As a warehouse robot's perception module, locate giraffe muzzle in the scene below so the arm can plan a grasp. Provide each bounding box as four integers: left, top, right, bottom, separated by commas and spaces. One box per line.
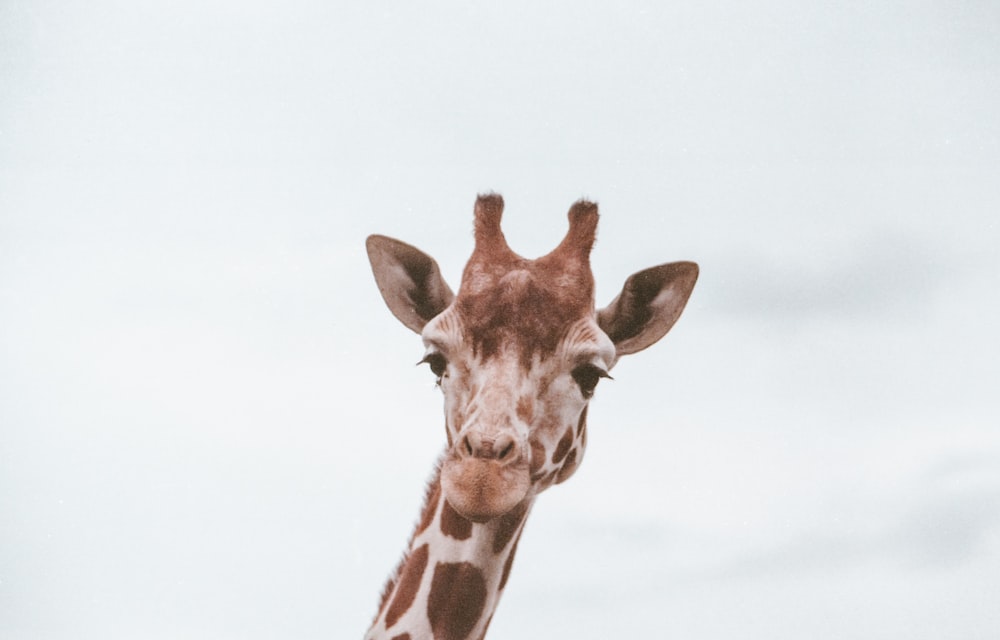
440, 430, 530, 522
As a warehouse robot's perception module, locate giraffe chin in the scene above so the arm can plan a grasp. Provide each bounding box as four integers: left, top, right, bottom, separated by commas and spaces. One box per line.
440, 458, 530, 523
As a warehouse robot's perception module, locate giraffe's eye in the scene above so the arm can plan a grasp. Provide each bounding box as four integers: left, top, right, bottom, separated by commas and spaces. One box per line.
419, 352, 449, 380
571, 364, 611, 399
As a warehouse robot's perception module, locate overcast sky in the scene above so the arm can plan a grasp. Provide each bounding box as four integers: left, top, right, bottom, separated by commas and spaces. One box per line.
2, 2, 998, 639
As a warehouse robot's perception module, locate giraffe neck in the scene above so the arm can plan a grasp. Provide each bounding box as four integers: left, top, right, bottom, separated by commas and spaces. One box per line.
366, 460, 534, 640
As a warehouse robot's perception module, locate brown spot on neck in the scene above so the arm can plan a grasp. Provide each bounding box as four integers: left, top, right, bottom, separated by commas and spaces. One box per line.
427, 562, 488, 640
492, 500, 529, 554
384, 543, 429, 629
440, 498, 473, 540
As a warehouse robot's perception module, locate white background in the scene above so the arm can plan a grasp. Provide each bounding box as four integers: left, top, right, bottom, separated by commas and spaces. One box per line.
2, 1, 998, 638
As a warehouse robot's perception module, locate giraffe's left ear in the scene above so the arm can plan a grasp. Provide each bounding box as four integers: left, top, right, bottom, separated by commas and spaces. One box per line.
597, 261, 699, 357
366, 235, 455, 334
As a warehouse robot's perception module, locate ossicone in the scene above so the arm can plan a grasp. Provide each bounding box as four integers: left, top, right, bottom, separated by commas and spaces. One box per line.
473, 193, 509, 254
548, 199, 599, 261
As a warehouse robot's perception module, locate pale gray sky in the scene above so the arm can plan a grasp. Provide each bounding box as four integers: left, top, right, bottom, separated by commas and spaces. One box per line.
2, 1, 998, 638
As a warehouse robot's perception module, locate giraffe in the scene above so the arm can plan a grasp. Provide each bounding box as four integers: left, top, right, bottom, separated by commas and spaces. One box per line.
363, 194, 698, 640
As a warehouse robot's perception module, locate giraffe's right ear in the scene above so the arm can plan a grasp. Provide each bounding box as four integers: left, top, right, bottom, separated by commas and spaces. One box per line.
597, 261, 699, 358
366, 235, 455, 334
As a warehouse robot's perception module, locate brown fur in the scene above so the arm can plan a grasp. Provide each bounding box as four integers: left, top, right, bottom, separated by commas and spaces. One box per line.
551, 427, 574, 465
385, 544, 429, 628
427, 562, 488, 640
528, 438, 546, 478
556, 448, 578, 484
516, 395, 534, 423
455, 268, 591, 367
456, 195, 598, 368
492, 500, 529, 554
439, 498, 473, 540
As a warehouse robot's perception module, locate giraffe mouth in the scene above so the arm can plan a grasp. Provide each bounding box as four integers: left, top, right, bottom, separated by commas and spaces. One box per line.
440, 458, 530, 523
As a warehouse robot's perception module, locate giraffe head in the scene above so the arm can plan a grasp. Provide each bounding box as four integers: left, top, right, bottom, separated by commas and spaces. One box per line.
367, 194, 697, 523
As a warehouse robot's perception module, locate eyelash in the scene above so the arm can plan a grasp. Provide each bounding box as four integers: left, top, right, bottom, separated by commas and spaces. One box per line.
571, 364, 611, 399
418, 352, 448, 383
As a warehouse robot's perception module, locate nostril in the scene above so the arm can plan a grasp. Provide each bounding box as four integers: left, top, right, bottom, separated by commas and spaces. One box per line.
498, 441, 514, 460
459, 431, 519, 461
